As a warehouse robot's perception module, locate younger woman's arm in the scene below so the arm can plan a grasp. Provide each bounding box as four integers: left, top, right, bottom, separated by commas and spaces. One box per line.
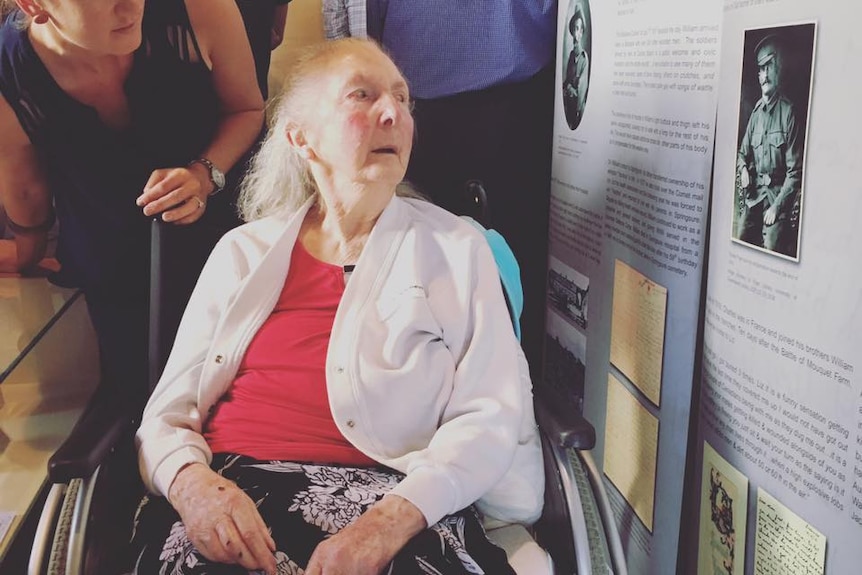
0, 94, 51, 273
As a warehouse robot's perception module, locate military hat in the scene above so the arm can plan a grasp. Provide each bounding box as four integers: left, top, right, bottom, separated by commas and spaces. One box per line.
754, 34, 781, 66
569, 7, 583, 36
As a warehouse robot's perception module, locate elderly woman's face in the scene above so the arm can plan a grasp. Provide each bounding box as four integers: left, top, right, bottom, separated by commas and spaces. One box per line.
305, 46, 414, 189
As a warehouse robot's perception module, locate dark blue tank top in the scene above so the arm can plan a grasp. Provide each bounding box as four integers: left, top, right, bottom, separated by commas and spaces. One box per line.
0, 0, 223, 300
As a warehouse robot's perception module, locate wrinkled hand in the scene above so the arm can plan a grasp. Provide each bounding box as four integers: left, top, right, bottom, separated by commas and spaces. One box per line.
168, 463, 277, 574
136, 167, 208, 225
763, 203, 778, 226
306, 495, 426, 575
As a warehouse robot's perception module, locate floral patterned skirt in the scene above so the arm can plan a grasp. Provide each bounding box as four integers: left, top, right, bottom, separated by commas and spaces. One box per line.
129, 453, 515, 574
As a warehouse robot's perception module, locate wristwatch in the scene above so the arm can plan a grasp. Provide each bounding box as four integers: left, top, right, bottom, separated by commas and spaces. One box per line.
189, 157, 226, 195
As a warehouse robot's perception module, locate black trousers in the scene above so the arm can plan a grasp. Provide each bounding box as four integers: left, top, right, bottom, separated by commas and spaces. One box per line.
84, 291, 150, 414
407, 67, 555, 376
82, 213, 232, 413
234, 0, 279, 100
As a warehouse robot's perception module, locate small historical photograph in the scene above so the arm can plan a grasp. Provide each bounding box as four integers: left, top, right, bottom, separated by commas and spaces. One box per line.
732, 23, 816, 261
543, 310, 588, 414
561, 0, 592, 130
547, 255, 589, 330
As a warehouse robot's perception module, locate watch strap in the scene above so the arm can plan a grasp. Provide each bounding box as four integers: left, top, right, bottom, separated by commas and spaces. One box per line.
188, 157, 225, 196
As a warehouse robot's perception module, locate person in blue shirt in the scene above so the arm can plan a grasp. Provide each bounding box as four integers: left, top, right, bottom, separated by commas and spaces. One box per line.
323, 0, 557, 376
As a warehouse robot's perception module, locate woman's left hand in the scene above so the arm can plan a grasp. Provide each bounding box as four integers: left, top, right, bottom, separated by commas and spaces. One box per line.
305, 495, 426, 575
137, 167, 209, 225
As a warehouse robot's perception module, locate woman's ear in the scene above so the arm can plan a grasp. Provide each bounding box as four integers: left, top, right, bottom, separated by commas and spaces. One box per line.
286, 125, 316, 161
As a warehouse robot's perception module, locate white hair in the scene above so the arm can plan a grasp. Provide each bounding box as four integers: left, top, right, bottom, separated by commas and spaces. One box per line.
238, 38, 427, 222
240, 38, 396, 221
236, 96, 316, 222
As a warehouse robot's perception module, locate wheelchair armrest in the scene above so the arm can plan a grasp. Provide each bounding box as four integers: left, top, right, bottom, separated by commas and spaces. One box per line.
47, 385, 137, 483
534, 391, 596, 451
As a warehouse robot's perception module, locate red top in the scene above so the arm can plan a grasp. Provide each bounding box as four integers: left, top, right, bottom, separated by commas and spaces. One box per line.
204, 241, 377, 466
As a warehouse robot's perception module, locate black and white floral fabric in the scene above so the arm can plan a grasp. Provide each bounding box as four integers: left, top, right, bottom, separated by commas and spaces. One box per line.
129, 454, 514, 574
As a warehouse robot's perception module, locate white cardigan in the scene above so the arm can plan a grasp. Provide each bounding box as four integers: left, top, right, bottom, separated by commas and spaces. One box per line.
136, 195, 544, 527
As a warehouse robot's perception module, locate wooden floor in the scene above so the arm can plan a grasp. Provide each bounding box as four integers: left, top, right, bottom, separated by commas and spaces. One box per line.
0, 282, 99, 564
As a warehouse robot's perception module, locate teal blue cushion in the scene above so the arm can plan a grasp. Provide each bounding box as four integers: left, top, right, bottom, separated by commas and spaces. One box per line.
461, 217, 523, 341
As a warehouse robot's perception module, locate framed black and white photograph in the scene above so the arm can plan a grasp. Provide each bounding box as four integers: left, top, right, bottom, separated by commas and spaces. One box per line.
561, 0, 592, 130
731, 22, 816, 261
547, 255, 589, 330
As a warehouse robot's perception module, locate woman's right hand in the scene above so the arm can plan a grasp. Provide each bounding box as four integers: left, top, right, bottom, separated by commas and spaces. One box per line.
137, 167, 209, 225
168, 462, 277, 574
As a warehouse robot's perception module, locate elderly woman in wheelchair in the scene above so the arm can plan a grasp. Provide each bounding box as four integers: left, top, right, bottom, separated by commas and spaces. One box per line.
131, 38, 543, 574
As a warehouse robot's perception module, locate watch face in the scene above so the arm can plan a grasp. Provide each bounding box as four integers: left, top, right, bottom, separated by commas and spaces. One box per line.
212, 167, 226, 190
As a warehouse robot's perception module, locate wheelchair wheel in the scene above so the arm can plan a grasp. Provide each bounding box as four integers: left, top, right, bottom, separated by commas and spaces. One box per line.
568, 450, 613, 574
47, 478, 81, 575
536, 431, 614, 574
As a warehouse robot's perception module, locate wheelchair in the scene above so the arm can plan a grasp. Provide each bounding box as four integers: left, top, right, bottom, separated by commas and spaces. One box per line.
26, 185, 627, 575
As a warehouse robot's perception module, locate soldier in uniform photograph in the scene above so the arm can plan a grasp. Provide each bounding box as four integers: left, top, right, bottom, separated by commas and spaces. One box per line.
735, 34, 803, 257
563, 5, 590, 130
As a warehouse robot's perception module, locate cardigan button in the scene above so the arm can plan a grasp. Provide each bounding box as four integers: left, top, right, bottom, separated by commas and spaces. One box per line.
336, 366, 344, 374
346, 419, 355, 428
215, 355, 224, 364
